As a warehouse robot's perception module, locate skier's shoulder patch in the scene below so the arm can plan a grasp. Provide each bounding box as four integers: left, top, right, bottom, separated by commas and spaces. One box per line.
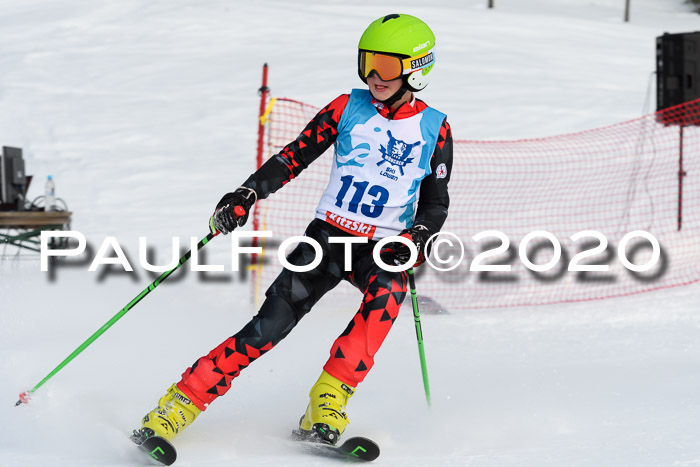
436, 163, 447, 179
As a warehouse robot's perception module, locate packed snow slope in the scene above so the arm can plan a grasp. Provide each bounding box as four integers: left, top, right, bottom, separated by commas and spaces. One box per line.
1, 1, 699, 466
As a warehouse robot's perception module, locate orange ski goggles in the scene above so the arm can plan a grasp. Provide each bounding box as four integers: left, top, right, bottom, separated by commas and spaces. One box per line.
358, 50, 435, 82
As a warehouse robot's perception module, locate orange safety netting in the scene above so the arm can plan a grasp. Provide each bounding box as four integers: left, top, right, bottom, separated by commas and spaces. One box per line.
251, 97, 700, 311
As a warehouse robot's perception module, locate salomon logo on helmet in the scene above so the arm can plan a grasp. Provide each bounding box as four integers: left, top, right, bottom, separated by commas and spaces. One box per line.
410, 52, 434, 70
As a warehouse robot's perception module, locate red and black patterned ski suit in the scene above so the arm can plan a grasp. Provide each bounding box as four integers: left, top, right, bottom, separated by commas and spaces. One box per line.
177, 93, 453, 411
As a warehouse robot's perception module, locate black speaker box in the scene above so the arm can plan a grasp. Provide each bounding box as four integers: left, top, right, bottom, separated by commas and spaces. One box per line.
0, 146, 26, 210
657, 31, 700, 113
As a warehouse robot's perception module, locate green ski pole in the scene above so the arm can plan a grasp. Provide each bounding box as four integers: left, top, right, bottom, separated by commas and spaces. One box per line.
14, 206, 246, 407
15, 231, 219, 406
408, 267, 431, 408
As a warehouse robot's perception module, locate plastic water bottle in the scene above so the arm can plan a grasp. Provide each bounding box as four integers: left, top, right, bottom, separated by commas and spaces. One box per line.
45, 175, 55, 212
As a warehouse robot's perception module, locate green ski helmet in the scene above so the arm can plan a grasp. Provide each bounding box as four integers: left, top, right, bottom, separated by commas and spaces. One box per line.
358, 14, 436, 92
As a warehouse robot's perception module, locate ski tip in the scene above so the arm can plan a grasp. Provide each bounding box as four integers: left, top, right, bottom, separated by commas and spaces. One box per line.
134, 431, 178, 466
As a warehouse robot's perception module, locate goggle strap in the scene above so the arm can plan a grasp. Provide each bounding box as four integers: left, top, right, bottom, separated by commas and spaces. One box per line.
401, 50, 436, 75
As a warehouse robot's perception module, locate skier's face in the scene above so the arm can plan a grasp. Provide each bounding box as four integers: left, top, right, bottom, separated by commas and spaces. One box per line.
367, 73, 403, 101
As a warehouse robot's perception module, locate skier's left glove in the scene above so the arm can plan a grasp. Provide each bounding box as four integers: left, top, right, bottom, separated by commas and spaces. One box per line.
382, 225, 432, 268
210, 187, 257, 235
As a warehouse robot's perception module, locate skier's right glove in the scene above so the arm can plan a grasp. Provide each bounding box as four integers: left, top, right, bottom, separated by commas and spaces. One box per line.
210, 186, 257, 235
381, 225, 432, 268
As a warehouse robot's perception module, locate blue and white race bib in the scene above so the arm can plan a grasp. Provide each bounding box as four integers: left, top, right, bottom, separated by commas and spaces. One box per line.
315, 89, 445, 239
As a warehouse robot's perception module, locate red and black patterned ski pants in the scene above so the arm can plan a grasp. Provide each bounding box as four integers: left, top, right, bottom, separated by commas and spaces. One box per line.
177, 219, 408, 410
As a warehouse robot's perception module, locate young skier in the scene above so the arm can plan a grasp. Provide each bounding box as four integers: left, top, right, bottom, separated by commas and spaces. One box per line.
133, 13, 453, 448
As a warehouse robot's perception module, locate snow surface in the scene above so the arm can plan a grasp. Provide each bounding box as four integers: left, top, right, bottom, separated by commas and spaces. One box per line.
1, 0, 700, 466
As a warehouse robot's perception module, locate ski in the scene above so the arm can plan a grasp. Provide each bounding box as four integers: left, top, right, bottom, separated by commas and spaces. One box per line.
292, 430, 380, 462
131, 428, 177, 466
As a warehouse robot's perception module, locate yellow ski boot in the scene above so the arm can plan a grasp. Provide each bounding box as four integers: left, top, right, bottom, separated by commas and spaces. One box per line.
135, 384, 202, 442
298, 371, 355, 445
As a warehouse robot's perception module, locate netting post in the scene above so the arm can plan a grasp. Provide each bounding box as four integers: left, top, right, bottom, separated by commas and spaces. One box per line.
678, 124, 687, 231
256, 64, 269, 173
253, 63, 269, 244
249, 63, 269, 301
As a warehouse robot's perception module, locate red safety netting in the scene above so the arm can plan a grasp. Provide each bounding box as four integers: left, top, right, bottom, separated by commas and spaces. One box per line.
250, 97, 700, 311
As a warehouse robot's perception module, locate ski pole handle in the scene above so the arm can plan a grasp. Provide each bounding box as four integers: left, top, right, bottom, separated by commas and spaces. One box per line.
209, 205, 247, 235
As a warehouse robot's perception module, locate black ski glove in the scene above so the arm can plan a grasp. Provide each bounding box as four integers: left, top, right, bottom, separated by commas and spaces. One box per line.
382, 225, 432, 267
210, 187, 257, 235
